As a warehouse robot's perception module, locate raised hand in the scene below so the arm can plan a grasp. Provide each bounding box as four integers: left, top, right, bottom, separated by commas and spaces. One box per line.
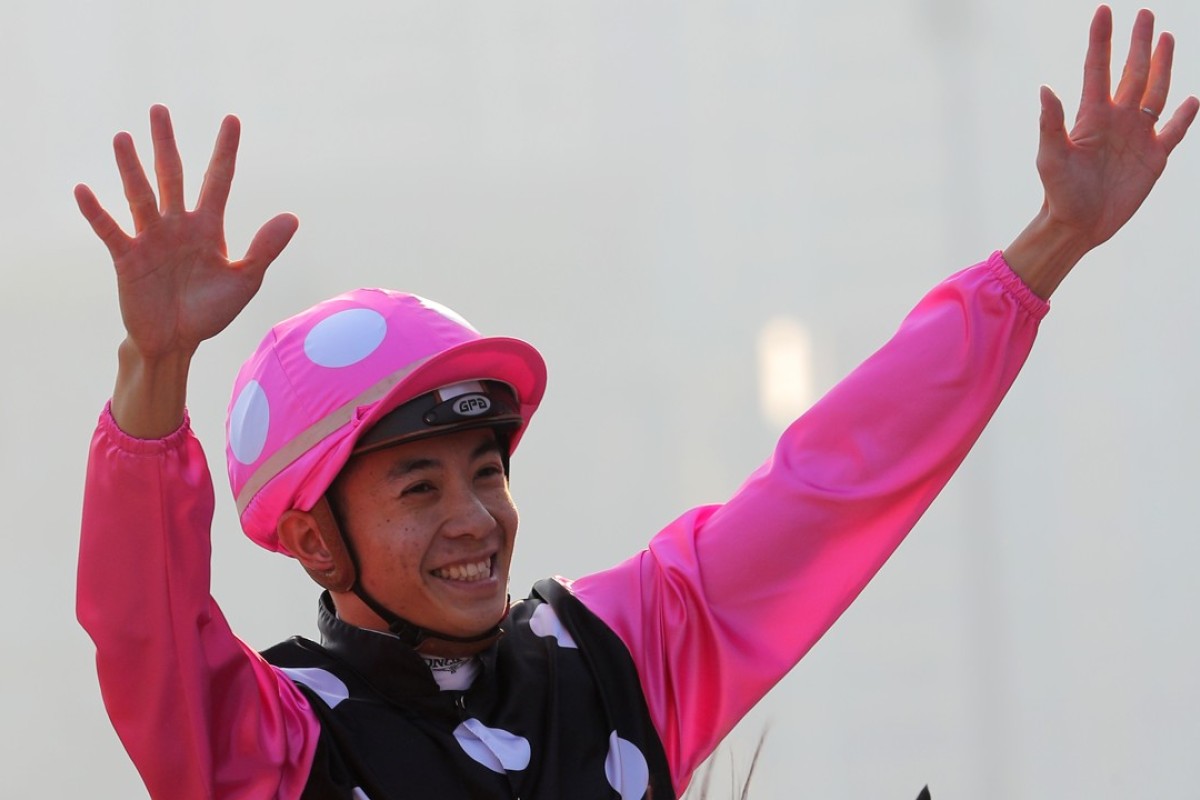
77, 106, 298, 436
77, 105, 298, 360
1005, 5, 1198, 298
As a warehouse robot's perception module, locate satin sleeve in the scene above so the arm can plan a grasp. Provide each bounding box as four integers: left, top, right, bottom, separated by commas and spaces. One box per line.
76, 406, 320, 800
571, 251, 1048, 794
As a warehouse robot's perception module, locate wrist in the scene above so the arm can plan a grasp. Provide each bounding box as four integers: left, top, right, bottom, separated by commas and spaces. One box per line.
111, 340, 195, 438
1002, 210, 1093, 300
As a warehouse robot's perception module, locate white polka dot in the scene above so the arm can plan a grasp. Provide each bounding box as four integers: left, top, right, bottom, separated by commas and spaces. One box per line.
529, 604, 578, 649
303, 308, 388, 368
278, 666, 350, 709
453, 719, 531, 773
604, 732, 649, 800
352, 788, 372, 800
229, 380, 270, 464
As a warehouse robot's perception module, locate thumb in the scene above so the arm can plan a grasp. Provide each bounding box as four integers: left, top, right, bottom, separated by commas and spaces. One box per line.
1036, 85, 1070, 176
236, 213, 300, 278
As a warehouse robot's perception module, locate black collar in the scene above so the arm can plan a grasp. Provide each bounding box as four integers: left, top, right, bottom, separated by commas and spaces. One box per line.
316, 592, 440, 698
315, 592, 503, 703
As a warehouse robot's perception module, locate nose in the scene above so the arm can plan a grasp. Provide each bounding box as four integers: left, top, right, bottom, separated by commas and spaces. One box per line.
441, 485, 497, 540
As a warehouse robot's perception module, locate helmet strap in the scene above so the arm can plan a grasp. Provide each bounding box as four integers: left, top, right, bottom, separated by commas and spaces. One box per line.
303, 496, 357, 592
311, 495, 507, 657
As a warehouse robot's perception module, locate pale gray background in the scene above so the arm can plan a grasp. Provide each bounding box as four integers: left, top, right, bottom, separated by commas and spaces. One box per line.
2, 1, 1197, 797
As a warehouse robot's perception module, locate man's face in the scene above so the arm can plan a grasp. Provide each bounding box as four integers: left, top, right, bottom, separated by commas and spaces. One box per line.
330, 427, 518, 639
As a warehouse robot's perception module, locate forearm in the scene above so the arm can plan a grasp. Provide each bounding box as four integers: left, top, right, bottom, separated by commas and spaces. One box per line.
77, 408, 318, 799
110, 339, 194, 439
1002, 207, 1093, 300
573, 251, 1048, 791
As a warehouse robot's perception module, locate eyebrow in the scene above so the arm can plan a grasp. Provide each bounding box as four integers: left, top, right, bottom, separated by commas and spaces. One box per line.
384, 436, 502, 481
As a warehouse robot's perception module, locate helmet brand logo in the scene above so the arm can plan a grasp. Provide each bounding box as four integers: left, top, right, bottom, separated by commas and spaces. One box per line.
454, 395, 493, 417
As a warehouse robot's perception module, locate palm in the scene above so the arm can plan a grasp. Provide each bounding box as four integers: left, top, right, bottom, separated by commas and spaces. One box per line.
76, 106, 298, 360
112, 209, 247, 355
1044, 107, 1166, 245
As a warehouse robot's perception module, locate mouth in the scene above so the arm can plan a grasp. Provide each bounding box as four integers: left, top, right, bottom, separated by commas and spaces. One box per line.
430, 555, 495, 584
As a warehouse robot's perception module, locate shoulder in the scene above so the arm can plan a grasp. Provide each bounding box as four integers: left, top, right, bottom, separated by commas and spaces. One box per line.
503, 578, 636, 671
260, 637, 356, 711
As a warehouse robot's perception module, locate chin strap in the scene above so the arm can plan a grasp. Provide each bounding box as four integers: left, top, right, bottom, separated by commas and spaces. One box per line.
309, 496, 507, 656
351, 582, 509, 655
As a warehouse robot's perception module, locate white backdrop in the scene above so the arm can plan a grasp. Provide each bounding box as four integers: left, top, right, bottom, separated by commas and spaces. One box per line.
2, 1, 1197, 797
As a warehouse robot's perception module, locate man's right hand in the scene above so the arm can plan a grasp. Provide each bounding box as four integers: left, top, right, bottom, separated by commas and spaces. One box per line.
75, 105, 298, 437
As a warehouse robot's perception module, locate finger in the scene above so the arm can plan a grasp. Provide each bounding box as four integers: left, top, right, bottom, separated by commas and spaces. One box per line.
150, 105, 186, 213
1036, 85, 1070, 173
196, 115, 241, 218
113, 132, 159, 233
1080, 5, 1113, 107
1140, 32, 1175, 117
74, 183, 133, 260
1157, 95, 1200, 156
232, 213, 300, 279
1113, 8, 1155, 107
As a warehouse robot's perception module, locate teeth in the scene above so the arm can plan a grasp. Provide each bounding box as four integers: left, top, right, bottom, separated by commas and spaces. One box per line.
432, 559, 492, 582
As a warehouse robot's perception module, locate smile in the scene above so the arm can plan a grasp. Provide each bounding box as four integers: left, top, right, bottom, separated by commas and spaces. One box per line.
431, 558, 494, 583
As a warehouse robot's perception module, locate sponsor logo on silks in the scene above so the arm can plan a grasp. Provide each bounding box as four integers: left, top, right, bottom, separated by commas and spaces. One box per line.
454, 394, 493, 417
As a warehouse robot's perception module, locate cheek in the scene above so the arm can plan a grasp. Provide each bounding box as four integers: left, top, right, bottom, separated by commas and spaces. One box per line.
357, 514, 429, 574
491, 487, 518, 523
497, 500, 519, 546
394, 522, 439, 566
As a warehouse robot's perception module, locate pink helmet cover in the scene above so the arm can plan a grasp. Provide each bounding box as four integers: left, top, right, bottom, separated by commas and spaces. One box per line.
226, 288, 547, 554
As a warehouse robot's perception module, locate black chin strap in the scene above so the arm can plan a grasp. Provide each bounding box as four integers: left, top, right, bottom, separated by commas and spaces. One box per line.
321, 493, 508, 653
350, 580, 509, 650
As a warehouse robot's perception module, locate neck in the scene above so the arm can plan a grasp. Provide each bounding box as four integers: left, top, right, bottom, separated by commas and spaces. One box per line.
413, 628, 503, 658
330, 589, 508, 658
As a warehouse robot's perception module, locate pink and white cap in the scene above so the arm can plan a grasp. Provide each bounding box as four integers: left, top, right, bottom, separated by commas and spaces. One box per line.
226, 288, 547, 554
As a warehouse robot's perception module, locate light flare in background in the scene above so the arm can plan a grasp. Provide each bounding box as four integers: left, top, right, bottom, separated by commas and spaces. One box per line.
756, 315, 814, 431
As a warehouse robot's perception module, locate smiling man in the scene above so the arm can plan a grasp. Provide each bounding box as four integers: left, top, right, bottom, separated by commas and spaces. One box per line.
227, 295, 544, 659
314, 424, 519, 640
76, 7, 1196, 799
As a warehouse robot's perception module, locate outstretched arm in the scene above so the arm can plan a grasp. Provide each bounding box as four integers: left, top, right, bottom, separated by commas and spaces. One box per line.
1005, 5, 1199, 298
574, 7, 1197, 793
75, 104, 298, 436
77, 109, 315, 799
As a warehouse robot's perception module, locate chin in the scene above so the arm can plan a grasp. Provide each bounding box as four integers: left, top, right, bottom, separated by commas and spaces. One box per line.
454, 598, 510, 636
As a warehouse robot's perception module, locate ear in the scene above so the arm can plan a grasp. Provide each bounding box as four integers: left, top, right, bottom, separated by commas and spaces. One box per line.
277, 498, 357, 593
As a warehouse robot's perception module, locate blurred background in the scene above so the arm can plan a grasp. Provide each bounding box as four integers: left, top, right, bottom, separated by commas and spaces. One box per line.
1, 0, 1197, 797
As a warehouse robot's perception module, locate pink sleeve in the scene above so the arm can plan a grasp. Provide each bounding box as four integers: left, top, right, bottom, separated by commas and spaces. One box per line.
76, 406, 320, 800
571, 252, 1049, 793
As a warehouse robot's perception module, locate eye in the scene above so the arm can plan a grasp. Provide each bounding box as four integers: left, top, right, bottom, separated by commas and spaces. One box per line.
400, 480, 436, 497
476, 463, 506, 481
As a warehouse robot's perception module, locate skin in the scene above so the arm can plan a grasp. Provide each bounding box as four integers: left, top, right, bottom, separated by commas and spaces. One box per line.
78, 6, 1196, 638
75, 106, 298, 439
279, 428, 519, 640
1003, 6, 1198, 296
